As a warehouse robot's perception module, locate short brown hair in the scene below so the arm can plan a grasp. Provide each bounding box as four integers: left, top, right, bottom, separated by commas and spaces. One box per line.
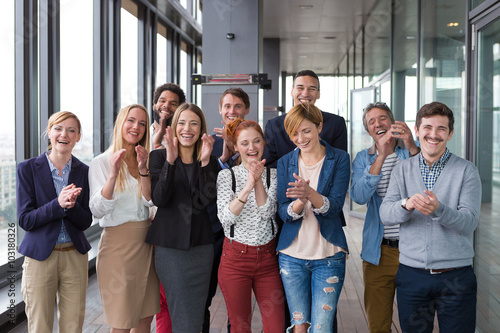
219, 87, 250, 111
284, 104, 323, 140
416, 102, 454, 132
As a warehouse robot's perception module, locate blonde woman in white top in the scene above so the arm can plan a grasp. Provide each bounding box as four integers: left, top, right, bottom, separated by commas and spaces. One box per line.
89, 104, 159, 333
216, 118, 285, 333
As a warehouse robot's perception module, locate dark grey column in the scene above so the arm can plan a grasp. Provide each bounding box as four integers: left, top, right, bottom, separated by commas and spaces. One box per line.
263, 38, 280, 126
202, 0, 262, 132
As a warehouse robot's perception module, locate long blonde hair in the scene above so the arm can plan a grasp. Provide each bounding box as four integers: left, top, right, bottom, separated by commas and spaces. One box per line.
107, 104, 150, 193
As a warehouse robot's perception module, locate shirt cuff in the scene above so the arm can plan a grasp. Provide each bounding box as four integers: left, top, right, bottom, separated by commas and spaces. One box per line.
218, 158, 230, 170
312, 195, 330, 214
287, 202, 305, 220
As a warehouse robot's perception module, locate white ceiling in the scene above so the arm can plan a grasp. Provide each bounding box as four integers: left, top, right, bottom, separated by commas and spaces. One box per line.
262, 0, 380, 74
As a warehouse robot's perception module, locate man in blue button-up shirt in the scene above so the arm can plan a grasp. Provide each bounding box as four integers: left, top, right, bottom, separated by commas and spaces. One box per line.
351, 102, 419, 333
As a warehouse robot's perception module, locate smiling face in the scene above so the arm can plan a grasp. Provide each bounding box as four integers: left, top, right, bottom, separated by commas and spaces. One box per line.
415, 115, 453, 164
153, 90, 180, 122
48, 117, 81, 154
219, 93, 249, 124
365, 107, 395, 146
291, 75, 320, 106
121, 107, 148, 146
234, 128, 265, 167
291, 118, 322, 153
175, 110, 202, 148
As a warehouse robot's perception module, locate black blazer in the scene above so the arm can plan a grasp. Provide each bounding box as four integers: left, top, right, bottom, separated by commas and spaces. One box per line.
17, 154, 92, 261
146, 149, 218, 250
264, 111, 347, 168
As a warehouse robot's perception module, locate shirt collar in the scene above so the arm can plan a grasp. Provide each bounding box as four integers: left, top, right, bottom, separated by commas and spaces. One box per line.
419, 147, 451, 167
46, 152, 72, 174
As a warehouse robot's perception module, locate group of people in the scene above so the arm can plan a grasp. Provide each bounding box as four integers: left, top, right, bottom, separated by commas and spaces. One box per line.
16, 68, 481, 333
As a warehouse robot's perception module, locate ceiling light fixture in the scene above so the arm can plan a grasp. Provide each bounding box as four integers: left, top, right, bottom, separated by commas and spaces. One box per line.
299, 55, 308, 59
447, 22, 459, 27
324, 36, 336, 40
299, 5, 314, 10
299, 36, 310, 40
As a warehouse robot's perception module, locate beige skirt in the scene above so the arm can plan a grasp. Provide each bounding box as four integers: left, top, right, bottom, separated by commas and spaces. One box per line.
97, 220, 160, 329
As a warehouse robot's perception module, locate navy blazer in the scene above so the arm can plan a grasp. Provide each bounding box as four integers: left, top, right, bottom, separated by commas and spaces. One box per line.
264, 111, 347, 168
17, 154, 92, 261
276, 141, 350, 253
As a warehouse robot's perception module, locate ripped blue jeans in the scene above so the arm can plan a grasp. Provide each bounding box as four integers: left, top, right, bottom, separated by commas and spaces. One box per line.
279, 252, 346, 332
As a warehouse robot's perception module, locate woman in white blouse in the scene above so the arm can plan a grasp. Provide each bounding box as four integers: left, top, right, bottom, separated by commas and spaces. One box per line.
89, 104, 159, 333
216, 118, 285, 333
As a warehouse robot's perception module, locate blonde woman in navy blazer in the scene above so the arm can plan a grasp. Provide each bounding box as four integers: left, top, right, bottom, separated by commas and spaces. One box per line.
17, 111, 92, 333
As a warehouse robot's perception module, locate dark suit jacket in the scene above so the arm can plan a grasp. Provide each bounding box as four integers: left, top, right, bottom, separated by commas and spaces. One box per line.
146, 149, 218, 250
264, 111, 347, 168
17, 154, 92, 261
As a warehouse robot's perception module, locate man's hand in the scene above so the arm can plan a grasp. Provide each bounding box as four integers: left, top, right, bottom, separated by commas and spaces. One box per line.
408, 190, 440, 215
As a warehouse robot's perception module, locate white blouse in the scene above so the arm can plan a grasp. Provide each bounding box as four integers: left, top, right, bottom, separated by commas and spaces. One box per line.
89, 151, 153, 227
217, 165, 278, 246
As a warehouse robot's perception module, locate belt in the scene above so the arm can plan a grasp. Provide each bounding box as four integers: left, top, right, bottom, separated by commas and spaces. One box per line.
53, 245, 76, 252
421, 266, 466, 275
381, 238, 399, 248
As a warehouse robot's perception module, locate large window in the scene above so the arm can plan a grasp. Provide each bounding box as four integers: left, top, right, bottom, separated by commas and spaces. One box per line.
60, 1, 94, 164
180, 40, 188, 96
120, 1, 139, 108
0, 1, 16, 266
156, 22, 168, 86
420, 0, 466, 157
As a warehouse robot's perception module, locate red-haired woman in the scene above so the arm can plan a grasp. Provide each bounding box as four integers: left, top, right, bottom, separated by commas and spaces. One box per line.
216, 118, 285, 332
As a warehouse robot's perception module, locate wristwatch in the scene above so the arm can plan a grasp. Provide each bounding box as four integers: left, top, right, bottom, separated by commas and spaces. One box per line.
401, 197, 409, 210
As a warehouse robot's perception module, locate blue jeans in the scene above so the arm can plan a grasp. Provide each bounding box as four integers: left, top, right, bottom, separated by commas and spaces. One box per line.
396, 263, 477, 333
279, 252, 346, 332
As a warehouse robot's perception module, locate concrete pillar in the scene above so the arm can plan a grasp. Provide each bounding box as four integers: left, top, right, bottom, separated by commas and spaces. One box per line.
263, 38, 280, 126
201, 0, 262, 132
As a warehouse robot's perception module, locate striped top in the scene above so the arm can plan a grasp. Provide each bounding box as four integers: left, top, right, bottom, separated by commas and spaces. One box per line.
377, 152, 400, 239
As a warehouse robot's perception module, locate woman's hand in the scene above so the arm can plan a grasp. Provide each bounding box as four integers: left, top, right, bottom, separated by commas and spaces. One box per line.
248, 159, 265, 181
200, 133, 215, 167
164, 126, 178, 165
135, 145, 148, 174
286, 173, 311, 204
58, 184, 82, 209
110, 149, 126, 177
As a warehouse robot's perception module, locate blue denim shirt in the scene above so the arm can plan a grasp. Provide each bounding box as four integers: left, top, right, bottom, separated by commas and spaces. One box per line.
276, 140, 350, 253
350, 139, 410, 265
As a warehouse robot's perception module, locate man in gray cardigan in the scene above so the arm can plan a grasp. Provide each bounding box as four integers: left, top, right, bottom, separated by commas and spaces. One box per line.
380, 102, 481, 333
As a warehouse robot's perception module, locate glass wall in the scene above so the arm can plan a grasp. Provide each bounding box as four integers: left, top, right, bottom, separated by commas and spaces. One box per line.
156, 22, 168, 86
474, 11, 500, 332
0, 1, 16, 267
420, 0, 466, 157
393, 0, 418, 129
180, 40, 189, 96
120, 1, 139, 107
60, 1, 94, 164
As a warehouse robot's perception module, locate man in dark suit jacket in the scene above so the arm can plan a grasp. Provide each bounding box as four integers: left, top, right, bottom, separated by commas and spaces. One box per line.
264, 69, 347, 333
206, 87, 250, 333
265, 70, 347, 167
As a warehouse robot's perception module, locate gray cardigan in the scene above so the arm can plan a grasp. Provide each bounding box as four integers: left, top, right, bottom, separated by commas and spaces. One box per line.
380, 154, 481, 269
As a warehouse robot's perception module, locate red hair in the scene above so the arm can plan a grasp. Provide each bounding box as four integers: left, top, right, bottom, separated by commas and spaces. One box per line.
225, 119, 266, 147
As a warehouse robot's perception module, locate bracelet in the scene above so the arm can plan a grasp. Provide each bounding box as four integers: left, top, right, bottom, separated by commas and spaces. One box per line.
236, 196, 247, 204
139, 170, 150, 177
